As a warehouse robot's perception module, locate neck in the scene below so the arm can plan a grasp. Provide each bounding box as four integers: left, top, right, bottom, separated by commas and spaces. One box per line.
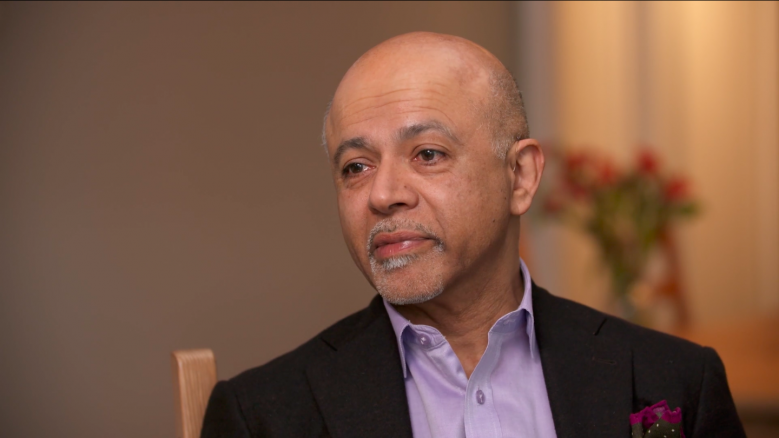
393, 247, 524, 378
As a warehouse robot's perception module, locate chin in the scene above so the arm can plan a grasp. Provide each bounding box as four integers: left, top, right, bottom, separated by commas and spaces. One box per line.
370, 254, 446, 305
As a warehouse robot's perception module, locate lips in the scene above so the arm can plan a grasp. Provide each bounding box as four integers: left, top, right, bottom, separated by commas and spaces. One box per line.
371, 231, 432, 259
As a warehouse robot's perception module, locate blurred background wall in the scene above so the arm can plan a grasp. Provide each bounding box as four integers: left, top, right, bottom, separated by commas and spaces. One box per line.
0, 2, 516, 437
518, 1, 779, 326
515, 3, 779, 435
0, 2, 777, 438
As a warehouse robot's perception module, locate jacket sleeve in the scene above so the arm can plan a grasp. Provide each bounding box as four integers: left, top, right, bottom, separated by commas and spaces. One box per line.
690, 347, 746, 437
201, 381, 253, 438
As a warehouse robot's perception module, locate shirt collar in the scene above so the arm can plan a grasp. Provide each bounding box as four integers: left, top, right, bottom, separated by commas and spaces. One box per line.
383, 258, 537, 378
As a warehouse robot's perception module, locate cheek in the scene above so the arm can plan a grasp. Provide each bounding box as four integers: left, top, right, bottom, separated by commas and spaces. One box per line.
421, 167, 509, 252
337, 190, 370, 259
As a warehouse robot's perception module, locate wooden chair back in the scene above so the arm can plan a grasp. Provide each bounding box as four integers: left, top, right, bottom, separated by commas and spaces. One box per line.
171, 349, 217, 438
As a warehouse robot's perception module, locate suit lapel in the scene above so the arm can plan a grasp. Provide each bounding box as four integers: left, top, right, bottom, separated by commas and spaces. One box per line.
533, 285, 633, 437
306, 296, 413, 438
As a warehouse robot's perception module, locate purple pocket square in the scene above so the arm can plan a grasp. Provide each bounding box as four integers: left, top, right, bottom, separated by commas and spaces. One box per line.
630, 400, 684, 438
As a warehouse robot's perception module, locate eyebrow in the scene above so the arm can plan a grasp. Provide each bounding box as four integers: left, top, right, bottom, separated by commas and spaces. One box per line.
332, 120, 461, 167
333, 137, 369, 167
396, 120, 462, 146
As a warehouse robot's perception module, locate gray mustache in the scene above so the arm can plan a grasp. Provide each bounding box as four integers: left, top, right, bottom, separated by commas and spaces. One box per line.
366, 218, 444, 256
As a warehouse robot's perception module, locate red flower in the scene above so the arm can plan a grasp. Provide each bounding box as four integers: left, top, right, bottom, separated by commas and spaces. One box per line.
637, 149, 659, 175
598, 160, 618, 185
561, 150, 600, 198
565, 151, 590, 172
664, 176, 689, 202
562, 180, 584, 199
543, 196, 564, 214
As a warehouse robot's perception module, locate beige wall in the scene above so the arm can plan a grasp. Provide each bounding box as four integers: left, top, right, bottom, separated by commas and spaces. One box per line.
518, 1, 779, 324
0, 2, 516, 437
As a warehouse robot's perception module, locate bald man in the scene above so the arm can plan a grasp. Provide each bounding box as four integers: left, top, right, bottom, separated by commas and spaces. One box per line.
201, 33, 744, 438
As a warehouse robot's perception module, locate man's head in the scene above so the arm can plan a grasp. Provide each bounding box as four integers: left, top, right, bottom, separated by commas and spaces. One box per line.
324, 32, 544, 305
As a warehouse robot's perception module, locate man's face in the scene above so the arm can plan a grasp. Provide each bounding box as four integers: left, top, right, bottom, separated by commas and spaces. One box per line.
326, 49, 514, 305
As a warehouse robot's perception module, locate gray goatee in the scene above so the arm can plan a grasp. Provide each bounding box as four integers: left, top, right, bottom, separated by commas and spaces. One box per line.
367, 218, 446, 305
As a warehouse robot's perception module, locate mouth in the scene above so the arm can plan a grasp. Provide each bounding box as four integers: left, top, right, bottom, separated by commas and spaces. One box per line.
371, 231, 433, 260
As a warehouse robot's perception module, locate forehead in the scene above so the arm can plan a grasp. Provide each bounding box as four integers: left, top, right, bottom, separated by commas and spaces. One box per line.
328, 49, 490, 147
337, 81, 467, 133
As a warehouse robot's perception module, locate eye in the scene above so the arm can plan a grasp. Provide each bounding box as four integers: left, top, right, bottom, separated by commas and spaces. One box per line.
416, 149, 445, 163
342, 162, 369, 177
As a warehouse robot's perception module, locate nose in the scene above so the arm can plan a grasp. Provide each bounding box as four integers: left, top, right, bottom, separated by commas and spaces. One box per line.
367, 160, 419, 215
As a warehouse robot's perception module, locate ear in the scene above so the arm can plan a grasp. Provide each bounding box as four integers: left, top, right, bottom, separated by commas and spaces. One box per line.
506, 138, 545, 216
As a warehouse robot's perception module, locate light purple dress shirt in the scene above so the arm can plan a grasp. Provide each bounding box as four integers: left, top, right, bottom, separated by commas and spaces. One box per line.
383, 260, 558, 438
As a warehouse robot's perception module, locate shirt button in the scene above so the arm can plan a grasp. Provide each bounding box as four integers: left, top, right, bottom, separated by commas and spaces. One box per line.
418, 334, 430, 346
476, 390, 485, 405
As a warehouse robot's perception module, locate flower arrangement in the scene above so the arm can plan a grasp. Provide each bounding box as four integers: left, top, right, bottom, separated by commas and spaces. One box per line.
541, 147, 700, 322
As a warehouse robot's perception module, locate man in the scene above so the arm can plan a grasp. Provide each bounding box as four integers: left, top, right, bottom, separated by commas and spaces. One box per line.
202, 32, 745, 438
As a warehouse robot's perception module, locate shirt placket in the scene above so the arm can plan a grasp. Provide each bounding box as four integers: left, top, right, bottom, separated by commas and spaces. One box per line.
464, 331, 503, 438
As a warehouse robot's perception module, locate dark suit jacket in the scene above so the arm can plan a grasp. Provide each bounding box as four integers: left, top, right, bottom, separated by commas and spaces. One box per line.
201, 284, 746, 437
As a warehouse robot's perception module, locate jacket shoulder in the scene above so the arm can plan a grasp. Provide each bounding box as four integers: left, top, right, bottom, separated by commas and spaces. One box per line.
601, 311, 743, 436
229, 294, 383, 385
536, 285, 707, 358
213, 296, 385, 436
537, 288, 740, 435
